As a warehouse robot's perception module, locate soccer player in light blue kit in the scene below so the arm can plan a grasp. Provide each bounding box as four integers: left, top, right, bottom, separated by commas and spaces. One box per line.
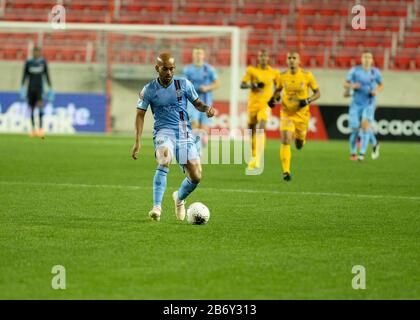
344, 51, 383, 161
132, 53, 215, 221
183, 47, 219, 147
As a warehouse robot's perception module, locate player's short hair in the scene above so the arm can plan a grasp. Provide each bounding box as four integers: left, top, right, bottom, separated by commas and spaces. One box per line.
193, 47, 205, 52
156, 52, 175, 65
362, 50, 373, 56
33, 46, 41, 51
287, 50, 300, 56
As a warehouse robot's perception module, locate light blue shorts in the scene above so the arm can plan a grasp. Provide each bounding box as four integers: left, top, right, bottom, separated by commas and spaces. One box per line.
348, 102, 376, 129
153, 129, 200, 168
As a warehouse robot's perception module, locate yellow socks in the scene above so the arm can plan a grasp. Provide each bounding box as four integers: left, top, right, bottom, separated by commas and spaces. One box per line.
251, 133, 256, 158
255, 131, 266, 166
280, 144, 291, 174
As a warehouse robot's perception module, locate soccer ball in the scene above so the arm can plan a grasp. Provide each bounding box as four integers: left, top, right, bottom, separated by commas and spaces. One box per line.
186, 202, 210, 225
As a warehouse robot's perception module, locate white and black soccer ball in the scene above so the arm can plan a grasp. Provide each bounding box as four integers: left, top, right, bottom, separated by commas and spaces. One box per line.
186, 202, 210, 225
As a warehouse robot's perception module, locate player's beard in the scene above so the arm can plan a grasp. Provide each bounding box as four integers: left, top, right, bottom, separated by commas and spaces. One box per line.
160, 76, 173, 86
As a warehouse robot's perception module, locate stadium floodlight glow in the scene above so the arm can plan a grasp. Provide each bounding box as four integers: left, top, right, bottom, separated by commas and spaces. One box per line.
0, 21, 246, 133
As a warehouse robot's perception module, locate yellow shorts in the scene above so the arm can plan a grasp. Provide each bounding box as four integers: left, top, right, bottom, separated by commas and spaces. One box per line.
280, 109, 309, 141
248, 107, 270, 125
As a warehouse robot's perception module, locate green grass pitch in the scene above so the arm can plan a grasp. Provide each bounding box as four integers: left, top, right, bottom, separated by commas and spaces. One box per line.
1, 134, 419, 299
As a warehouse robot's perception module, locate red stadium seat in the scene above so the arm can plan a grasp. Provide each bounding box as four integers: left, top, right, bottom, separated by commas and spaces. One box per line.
402, 35, 420, 48
0, 0, 417, 69
394, 56, 411, 69
410, 21, 420, 33
42, 49, 56, 61
215, 50, 230, 65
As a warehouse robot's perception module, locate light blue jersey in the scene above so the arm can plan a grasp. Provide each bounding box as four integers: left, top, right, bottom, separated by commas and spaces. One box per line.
347, 66, 382, 156
183, 63, 217, 125
183, 63, 217, 105
137, 77, 201, 165
137, 77, 199, 137
346, 65, 382, 108
347, 66, 382, 128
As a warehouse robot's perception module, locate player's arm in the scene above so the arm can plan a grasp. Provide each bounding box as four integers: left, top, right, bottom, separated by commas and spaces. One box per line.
268, 83, 283, 108
132, 86, 150, 160
371, 82, 384, 96
371, 70, 384, 97
240, 81, 264, 90
344, 80, 361, 90
200, 66, 220, 93
200, 79, 220, 93
343, 80, 361, 98
297, 73, 321, 108
43, 60, 55, 102
300, 88, 320, 107
21, 61, 29, 86
132, 108, 146, 160
185, 79, 215, 117
20, 62, 29, 99
191, 98, 215, 118
240, 75, 265, 90
44, 60, 52, 88
344, 68, 360, 93
343, 81, 352, 97
240, 67, 250, 89
240, 67, 264, 91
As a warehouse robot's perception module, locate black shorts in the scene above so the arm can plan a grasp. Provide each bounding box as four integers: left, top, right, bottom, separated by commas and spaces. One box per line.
27, 90, 43, 108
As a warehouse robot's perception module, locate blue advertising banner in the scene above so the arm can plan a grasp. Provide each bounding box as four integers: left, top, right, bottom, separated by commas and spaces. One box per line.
0, 92, 107, 133
319, 105, 420, 141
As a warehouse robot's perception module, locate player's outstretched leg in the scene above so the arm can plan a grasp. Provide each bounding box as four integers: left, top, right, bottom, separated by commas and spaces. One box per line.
253, 119, 266, 169
369, 128, 380, 160
247, 122, 258, 169
37, 104, 45, 138
280, 143, 292, 181
149, 147, 171, 221
280, 145, 291, 181
280, 130, 293, 181
359, 119, 371, 161
349, 128, 358, 160
173, 160, 201, 220
29, 106, 36, 137
371, 142, 380, 160
356, 131, 362, 150
358, 130, 370, 161
150, 165, 169, 221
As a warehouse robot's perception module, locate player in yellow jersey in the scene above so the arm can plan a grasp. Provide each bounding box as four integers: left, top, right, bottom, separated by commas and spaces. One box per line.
268, 51, 321, 181
240, 50, 280, 169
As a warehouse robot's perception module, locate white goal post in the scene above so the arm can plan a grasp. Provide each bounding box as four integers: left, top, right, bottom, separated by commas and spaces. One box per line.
0, 21, 246, 133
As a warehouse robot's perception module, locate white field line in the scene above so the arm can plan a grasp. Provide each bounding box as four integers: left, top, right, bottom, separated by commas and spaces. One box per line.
1, 181, 420, 201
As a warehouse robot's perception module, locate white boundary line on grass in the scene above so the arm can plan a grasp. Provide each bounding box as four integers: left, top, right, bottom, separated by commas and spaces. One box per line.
1, 181, 420, 201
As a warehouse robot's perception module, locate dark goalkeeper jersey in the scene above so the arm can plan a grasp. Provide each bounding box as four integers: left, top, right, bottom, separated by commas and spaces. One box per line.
21, 57, 51, 92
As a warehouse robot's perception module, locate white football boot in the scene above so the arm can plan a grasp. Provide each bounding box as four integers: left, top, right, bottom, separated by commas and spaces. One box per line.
172, 191, 186, 221
148, 206, 161, 221
371, 143, 380, 160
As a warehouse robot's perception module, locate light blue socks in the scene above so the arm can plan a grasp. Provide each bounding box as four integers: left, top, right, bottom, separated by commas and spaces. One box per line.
153, 165, 169, 207
178, 178, 198, 201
